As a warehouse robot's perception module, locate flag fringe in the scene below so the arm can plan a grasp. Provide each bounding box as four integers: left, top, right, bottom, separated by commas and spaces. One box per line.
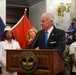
11, 15, 24, 30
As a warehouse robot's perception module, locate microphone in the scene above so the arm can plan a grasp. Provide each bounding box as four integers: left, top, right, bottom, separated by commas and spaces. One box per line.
31, 31, 41, 49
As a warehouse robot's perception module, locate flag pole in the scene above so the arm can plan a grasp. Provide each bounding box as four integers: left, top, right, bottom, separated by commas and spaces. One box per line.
24, 8, 27, 14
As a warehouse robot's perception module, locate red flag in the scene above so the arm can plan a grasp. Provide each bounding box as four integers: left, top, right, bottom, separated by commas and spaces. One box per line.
12, 14, 32, 49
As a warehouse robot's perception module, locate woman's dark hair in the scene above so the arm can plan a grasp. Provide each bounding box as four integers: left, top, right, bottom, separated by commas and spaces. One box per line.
0, 30, 15, 41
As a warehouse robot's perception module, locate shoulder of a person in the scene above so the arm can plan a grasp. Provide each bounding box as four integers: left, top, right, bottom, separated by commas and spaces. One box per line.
38, 30, 43, 32
55, 27, 65, 33
0, 41, 5, 46
70, 42, 76, 46
12, 39, 18, 43
0, 40, 5, 43
53, 27, 65, 36
37, 30, 44, 34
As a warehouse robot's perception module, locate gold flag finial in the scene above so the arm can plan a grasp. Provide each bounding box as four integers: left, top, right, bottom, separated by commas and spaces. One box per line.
24, 8, 27, 14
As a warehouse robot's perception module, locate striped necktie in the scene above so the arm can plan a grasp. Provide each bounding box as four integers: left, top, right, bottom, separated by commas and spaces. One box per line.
45, 31, 48, 45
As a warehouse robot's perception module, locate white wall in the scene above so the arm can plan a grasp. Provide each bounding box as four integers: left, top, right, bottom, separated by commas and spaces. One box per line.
46, 0, 71, 31
29, 1, 46, 31
70, 0, 76, 21
0, 0, 6, 24
29, 0, 71, 31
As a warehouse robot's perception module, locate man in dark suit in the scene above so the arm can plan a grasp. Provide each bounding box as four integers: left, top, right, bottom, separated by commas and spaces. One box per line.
26, 13, 66, 75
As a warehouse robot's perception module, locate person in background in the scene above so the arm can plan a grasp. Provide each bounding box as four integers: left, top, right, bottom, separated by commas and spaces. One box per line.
69, 41, 76, 75
73, 31, 76, 42
65, 33, 73, 75
66, 34, 73, 46
0, 26, 21, 75
63, 45, 71, 75
26, 13, 66, 75
26, 27, 37, 46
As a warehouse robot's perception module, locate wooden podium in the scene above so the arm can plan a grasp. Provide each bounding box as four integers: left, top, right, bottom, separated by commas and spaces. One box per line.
6, 49, 64, 75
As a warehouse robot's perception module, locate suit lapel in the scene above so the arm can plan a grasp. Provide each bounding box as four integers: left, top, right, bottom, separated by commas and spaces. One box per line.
40, 30, 45, 47
47, 27, 56, 44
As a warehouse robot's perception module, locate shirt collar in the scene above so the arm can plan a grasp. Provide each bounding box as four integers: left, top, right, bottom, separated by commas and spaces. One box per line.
47, 26, 54, 33
5, 39, 13, 44
45, 26, 54, 38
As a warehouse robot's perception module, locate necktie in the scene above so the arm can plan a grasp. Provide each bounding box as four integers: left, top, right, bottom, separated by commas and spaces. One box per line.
45, 31, 48, 45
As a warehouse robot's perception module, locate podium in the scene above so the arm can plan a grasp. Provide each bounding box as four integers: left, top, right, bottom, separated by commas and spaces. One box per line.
6, 49, 64, 75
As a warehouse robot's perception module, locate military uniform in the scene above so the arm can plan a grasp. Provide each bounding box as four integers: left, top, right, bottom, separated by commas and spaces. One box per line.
63, 45, 71, 75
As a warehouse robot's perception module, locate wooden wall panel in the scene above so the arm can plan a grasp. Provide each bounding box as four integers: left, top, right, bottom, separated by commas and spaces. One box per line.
6, 6, 28, 27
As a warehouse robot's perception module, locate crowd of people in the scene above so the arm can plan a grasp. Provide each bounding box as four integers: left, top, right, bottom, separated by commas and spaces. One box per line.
64, 31, 76, 75
0, 12, 76, 75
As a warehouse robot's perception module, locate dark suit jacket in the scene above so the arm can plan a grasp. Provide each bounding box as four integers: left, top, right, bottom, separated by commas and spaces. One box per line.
26, 26, 66, 54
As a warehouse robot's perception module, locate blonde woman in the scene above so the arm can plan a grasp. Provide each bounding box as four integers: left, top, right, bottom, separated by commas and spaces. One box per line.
26, 27, 37, 46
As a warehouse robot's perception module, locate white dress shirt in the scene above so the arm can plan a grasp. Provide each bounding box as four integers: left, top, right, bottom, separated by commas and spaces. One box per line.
0, 39, 21, 67
47, 26, 54, 39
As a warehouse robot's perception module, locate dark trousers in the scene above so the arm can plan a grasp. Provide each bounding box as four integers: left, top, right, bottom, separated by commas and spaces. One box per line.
56, 70, 65, 75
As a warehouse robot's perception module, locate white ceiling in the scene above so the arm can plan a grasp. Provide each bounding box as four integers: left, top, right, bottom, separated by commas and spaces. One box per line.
6, 0, 44, 7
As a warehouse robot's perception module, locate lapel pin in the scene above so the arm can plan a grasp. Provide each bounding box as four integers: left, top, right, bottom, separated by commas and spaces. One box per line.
52, 34, 54, 36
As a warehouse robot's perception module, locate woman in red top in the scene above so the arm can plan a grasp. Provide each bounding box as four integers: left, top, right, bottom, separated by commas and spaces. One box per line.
26, 27, 37, 46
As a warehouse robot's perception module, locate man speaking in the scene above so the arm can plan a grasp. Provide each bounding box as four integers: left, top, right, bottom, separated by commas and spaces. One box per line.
26, 13, 66, 75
